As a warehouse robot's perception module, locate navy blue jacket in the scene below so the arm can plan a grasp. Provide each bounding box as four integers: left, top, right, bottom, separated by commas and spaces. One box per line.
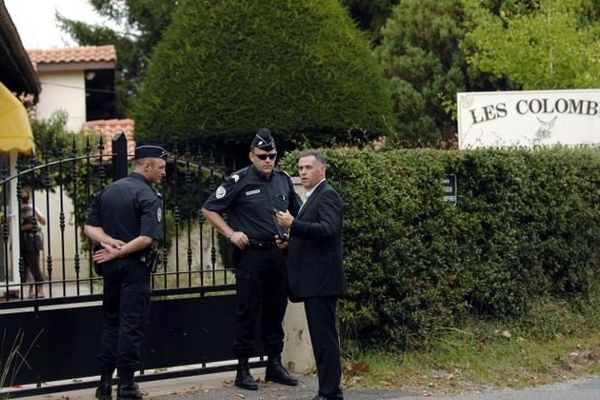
286, 181, 346, 300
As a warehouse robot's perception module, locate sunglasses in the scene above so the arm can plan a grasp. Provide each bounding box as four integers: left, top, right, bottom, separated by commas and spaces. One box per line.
254, 153, 277, 160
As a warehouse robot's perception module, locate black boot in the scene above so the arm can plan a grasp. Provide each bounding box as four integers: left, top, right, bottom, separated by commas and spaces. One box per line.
117, 383, 143, 400
95, 370, 113, 400
117, 369, 143, 400
234, 359, 258, 390
265, 355, 298, 386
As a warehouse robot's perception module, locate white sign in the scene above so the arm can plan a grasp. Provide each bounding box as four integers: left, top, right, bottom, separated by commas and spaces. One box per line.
457, 89, 600, 149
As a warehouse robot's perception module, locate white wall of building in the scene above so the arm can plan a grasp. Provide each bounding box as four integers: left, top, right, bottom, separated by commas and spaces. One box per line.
36, 71, 86, 132
32, 70, 91, 279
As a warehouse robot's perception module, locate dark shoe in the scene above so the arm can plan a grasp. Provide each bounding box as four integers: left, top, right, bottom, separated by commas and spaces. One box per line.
311, 395, 343, 400
234, 359, 258, 390
95, 383, 111, 400
95, 371, 113, 400
311, 391, 344, 400
264, 355, 298, 386
117, 383, 143, 400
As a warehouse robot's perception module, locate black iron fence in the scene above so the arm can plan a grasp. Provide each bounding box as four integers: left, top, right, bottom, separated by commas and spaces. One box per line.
0, 133, 237, 303
0, 133, 258, 397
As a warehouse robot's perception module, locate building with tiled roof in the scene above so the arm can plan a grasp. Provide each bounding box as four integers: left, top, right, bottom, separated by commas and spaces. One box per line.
83, 118, 135, 159
28, 45, 116, 70
28, 45, 117, 132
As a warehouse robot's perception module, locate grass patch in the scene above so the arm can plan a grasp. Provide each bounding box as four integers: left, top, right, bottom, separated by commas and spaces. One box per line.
343, 328, 600, 395
1, 329, 43, 399
341, 294, 600, 395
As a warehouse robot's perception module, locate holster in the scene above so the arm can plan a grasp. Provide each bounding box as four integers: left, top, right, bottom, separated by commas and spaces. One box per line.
141, 247, 159, 273
94, 262, 103, 277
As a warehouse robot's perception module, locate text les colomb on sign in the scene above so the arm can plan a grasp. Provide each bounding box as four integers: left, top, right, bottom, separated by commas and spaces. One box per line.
457, 89, 600, 149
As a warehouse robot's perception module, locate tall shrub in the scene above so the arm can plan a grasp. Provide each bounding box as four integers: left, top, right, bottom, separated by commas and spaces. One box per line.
133, 0, 393, 159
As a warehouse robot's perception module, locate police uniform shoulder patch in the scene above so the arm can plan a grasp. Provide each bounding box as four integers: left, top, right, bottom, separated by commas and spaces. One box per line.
225, 167, 249, 184
216, 185, 227, 199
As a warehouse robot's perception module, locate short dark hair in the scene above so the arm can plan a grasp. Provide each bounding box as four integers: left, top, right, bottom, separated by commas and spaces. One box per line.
299, 150, 327, 167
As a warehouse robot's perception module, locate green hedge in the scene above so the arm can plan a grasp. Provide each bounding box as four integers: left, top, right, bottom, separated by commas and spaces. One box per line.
281, 147, 600, 349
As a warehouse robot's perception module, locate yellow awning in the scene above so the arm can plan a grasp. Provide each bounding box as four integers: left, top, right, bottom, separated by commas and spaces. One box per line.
0, 81, 35, 155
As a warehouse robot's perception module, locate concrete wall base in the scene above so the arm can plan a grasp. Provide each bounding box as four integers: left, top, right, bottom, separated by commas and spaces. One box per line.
282, 300, 315, 373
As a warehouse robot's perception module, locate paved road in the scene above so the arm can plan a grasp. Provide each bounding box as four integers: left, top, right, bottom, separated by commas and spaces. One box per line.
25, 371, 600, 400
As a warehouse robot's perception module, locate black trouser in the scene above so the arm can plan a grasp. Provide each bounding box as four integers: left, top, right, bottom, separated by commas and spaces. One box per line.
304, 296, 342, 398
98, 257, 151, 373
22, 249, 43, 282
233, 246, 287, 358
21, 235, 43, 283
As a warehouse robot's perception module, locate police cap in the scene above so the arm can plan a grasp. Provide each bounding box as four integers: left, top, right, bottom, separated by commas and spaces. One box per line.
134, 140, 168, 160
250, 128, 276, 151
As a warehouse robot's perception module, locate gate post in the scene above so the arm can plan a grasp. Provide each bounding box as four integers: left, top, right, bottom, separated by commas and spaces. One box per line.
111, 132, 128, 181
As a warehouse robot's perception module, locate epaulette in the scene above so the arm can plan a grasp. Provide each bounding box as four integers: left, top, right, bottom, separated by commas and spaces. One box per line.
149, 185, 162, 198
225, 166, 249, 184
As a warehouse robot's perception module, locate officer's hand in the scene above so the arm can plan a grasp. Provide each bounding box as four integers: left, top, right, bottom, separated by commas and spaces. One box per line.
229, 231, 249, 250
106, 238, 125, 249
275, 234, 288, 249
276, 210, 294, 229
92, 249, 107, 263
92, 242, 121, 263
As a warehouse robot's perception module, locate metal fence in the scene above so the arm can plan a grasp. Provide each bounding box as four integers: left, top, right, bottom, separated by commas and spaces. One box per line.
0, 133, 255, 397
0, 133, 238, 303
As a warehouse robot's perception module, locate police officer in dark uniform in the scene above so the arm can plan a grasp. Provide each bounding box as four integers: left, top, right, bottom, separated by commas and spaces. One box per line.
85, 142, 167, 400
202, 128, 302, 390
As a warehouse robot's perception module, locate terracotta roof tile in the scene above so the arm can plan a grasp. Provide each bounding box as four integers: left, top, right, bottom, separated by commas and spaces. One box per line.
27, 45, 116, 65
83, 118, 135, 159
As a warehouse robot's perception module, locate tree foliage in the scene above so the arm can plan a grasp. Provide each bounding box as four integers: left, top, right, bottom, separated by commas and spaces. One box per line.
132, 0, 393, 159
376, 0, 511, 147
466, 0, 600, 89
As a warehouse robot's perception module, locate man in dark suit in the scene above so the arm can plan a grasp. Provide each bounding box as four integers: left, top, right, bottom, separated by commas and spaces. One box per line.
276, 150, 346, 400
